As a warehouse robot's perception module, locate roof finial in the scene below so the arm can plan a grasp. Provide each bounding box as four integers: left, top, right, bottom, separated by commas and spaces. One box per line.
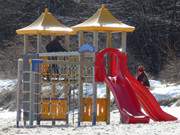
101, 4, 106, 8
44, 8, 49, 14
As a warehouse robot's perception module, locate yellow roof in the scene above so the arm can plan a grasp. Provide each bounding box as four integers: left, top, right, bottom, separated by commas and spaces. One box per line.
16, 8, 75, 35
72, 5, 135, 32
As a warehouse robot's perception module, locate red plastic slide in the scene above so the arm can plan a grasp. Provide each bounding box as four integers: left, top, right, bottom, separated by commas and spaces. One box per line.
125, 67, 177, 121
95, 48, 177, 123
95, 48, 149, 123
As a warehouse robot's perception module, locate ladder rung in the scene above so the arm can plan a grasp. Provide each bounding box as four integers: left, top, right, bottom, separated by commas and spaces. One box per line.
23, 81, 30, 83
22, 101, 30, 103
23, 71, 31, 73
22, 91, 30, 94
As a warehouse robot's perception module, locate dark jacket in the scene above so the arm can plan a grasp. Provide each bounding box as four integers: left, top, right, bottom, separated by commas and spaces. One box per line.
45, 39, 67, 75
137, 72, 150, 87
46, 39, 67, 52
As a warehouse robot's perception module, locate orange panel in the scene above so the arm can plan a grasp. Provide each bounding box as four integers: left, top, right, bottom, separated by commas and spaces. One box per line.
82, 97, 92, 121
81, 98, 108, 122
96, 98, 107, 121
40, 99, 67, 120
40, 56, 49, 75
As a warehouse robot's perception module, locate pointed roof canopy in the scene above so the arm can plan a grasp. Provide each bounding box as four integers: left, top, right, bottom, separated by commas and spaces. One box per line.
16, 8, 75, 35
72, 4, 135, 32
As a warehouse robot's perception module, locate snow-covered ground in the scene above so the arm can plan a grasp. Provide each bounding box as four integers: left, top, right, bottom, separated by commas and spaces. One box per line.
0, 107, 180, 135
150, 80, 180, 101
0, 79, 17, 92
0, 79, 180, 134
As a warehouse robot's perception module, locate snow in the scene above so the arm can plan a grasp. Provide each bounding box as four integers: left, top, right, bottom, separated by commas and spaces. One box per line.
150, 80, 180, 101
0, 79, 180, 134
0, 79, 17, 92
0, 107, 180, 135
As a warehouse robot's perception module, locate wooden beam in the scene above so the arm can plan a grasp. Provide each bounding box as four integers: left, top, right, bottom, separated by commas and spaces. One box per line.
121, 32, 127, 52
51, 36, 55, 41
23, 35, 28, 55
37, 35, 41, 53
92, 32, 98, 126
78, 31, 84, 126
106, 32, 112, 124
93, 32, 98, 50
78, 55, 83, 126
65, 35, 70, 51
16, 58, 23, 127
92, 53, 97, 126
29, 61, 34, 126
78, 31, 84, 47
106, 32, 112, 48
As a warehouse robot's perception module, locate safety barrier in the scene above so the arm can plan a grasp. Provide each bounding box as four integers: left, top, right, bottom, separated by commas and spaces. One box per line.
82, 97, 108, 122
40, 98, 68, 120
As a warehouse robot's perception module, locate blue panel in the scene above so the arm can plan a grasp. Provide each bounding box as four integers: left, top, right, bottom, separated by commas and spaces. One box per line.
32, 59, 43, 72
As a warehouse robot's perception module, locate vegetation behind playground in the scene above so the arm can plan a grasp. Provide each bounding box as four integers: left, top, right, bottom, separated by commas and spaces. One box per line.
0, 0, 180, 83
0, 0, 179, 117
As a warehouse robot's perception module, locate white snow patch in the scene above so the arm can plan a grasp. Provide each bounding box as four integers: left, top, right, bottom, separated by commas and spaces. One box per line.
0, 107, 180, 135
0, 79, 17, 92
150, 80, 180, 101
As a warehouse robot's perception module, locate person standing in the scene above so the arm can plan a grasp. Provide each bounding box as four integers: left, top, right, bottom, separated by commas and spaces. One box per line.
136, 65, 150, 87
45, 37, 67, 80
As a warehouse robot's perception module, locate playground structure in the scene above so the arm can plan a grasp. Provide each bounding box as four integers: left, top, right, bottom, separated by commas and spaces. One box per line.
16, 5, 177, 127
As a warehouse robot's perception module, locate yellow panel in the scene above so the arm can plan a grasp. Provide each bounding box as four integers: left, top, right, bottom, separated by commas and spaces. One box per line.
40, 99, 68, 120
81, 97, 108, 122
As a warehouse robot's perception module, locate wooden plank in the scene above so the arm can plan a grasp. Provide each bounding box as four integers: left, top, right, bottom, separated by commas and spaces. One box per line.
37, 35, 41, 53
23, 35, 27, 55
29, 61, 34, 126
93, 32, 98, 50
39, 52, 80, 57
106, 32, 112, 124
78, 31, 84, 126
16, 58, 23, 127
121, 32, 127, 52
107, 32, 112, 48
78, 31, 84, 47
92, 32, 98, 125
78, 55, 83, 126
65, 35, 70, 51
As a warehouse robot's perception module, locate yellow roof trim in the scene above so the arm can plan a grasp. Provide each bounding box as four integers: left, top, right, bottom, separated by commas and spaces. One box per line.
72, 4, 135, 32
16, 8, 75, 35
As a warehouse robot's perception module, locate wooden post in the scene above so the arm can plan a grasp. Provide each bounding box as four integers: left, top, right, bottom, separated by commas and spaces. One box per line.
16, 58, 23, 127
107, 32, 112, 48
65, 35, 70, 51
78, 31, 84, 47
92, 32, 98, 125
37, 35, 41, 53
36, 54, 41, 126
106, 32, 112, 124
93, 32, 98, 50
29, 60, 34, 126
78, 31, 84, 126
78, 55, 83, 126
51, 81, 57, 98
64, 80, 69, 125
23, 35, 28, 55
51, 36, 55, 41
121, 32, 127, 52
51, 80, 56, 126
